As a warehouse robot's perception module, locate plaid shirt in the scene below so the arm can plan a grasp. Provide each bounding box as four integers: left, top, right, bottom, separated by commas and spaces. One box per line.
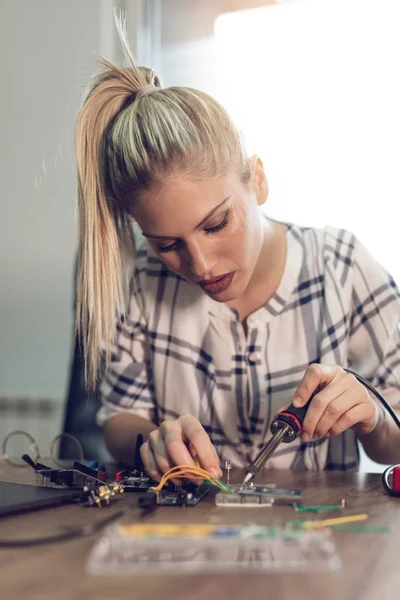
98, 223, 400, 471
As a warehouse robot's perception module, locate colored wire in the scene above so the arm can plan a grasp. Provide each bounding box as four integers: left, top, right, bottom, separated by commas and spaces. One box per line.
203, 479, 233, 494
151, 465, 219, 489
152, 468, 227, 492
151, 465, 231, 493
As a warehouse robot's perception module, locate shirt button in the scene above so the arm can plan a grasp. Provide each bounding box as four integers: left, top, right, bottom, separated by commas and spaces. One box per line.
248, 351, 259, 364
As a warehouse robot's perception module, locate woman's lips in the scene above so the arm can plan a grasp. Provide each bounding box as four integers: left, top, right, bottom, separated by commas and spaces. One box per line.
200, 272, 235, 295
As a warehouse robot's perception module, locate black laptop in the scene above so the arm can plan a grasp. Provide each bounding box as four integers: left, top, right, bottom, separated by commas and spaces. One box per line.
0, 481, 81, 517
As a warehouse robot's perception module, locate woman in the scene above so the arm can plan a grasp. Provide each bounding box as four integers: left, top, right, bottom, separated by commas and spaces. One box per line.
75, 26, 400, 481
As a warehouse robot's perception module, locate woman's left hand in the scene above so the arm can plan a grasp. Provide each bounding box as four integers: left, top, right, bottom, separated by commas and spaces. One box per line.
292, 364, 379, 442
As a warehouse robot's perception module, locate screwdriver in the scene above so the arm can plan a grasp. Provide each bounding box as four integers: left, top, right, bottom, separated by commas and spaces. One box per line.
242, 389, 318, 485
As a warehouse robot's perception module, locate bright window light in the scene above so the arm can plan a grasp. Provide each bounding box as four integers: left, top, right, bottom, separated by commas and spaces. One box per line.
215, 0, 400, 283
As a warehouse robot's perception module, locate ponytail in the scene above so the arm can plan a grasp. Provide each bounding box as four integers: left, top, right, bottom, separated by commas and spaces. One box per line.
75, 17, 158, 389
76, 14, 249, 389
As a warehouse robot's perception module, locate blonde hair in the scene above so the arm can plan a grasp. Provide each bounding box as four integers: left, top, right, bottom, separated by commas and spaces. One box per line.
75, 16, 250, 388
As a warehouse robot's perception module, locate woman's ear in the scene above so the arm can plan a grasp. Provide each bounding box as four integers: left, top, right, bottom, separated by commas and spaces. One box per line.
250, 155, 269, 206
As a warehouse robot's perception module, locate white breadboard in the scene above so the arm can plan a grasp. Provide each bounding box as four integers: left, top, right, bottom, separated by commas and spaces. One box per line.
87, 523, 341, 574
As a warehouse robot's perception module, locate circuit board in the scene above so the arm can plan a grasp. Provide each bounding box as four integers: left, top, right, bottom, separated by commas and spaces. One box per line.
216, 492, 274, 507
115, 470, 157, 492
215, 483, 302, 507
138, 484, 209, 508
34, 463, 107, 489
87, 523, 342, 574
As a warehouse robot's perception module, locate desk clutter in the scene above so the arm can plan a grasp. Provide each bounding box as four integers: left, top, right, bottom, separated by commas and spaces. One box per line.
0, 430, 398, 571
0, 448, 398, 572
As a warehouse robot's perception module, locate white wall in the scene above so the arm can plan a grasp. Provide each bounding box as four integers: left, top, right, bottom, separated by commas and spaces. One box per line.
0, 1, 118, 403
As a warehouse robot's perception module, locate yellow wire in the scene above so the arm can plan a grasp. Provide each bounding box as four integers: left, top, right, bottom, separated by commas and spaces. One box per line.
151, 464, 227, 492
153, 468, 224, 491
154, 465, 214, 487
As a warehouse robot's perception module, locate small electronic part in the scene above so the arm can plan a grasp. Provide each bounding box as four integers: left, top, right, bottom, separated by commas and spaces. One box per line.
115, 469, 157, 492
293, 499, 345, 513
236, 483, 301, 500
36, 466, 105, 489
138, 484, 209, 508
289, 513, 368, 530
22, 454, 106, 489
224, 460, 232, 485
112, 433, 158, 492
216, 492, 273, 507
80, 483, 124, 507
215, 483, 301, 507
382, 464, 400, 497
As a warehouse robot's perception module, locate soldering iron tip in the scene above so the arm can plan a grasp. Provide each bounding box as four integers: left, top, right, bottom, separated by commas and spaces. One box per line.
242, 472, 253, 485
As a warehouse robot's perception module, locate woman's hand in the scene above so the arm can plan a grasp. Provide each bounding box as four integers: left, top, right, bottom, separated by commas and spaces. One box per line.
292, 364, 379, 442
140, 414, 222, 482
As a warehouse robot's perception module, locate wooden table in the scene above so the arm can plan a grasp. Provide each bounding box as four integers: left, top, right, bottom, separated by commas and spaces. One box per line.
0, 462, 399, 600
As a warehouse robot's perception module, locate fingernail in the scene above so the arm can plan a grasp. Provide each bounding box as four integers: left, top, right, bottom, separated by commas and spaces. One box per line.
302, 433, 309, 443
209, 467, 220, 478
292, 396, 302, 408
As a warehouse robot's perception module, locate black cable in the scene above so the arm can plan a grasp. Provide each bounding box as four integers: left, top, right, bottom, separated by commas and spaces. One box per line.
0, 505, 155, 548
344, 368, 400, 428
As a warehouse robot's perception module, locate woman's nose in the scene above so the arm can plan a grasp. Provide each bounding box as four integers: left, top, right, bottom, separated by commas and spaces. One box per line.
186, 243, 216, 279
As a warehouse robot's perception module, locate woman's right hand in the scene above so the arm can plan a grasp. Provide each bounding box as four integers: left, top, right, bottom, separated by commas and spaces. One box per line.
140, 414, 222, 483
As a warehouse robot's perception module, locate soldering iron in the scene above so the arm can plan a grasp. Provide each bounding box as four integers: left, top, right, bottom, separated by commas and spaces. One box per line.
242, 368, 400, 485
242, 390, 317, 484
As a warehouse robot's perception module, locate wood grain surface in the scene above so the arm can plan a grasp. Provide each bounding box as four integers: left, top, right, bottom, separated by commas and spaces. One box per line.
0, 462, 399, 600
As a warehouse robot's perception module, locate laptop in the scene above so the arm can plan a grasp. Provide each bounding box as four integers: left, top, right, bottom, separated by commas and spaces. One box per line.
0, 481, 81, 517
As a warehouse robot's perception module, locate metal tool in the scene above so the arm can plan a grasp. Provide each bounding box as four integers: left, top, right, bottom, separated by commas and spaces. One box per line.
242, 390, 318, 484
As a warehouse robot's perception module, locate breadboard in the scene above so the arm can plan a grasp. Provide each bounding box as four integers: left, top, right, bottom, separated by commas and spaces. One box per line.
87, 523, 341, 574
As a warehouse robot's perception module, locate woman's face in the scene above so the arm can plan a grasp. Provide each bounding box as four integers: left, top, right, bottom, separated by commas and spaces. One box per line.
130, 164, 268, 303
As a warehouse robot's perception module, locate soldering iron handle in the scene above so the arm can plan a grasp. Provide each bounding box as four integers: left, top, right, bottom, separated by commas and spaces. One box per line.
273, 388, 320, 438
284, 392, 316, 423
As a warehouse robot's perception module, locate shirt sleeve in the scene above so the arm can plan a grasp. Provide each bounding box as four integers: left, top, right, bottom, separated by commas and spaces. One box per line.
348, 237, 400, 410
96, 272, 156, 427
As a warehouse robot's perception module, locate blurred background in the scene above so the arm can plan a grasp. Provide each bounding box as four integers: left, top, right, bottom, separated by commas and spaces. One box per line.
0, 0, 399, 469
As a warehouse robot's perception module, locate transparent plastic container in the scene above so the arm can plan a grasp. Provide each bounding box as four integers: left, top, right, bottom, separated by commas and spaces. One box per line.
86, 523, 341, 575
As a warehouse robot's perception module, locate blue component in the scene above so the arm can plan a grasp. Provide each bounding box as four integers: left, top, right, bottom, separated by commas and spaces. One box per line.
213, 527, 241, 537
80, 460, 99, 470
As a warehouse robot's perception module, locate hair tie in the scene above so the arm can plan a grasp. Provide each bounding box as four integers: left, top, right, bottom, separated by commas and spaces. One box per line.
136, 84, 157, 100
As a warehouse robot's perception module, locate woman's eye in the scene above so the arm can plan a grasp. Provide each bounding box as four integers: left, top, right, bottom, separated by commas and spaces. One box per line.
157, 241, 181, 254
156, 210, 229, 254
204, 211, 229, 234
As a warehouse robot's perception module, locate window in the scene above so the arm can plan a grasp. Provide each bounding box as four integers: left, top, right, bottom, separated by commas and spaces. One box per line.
215, 0, 400, 282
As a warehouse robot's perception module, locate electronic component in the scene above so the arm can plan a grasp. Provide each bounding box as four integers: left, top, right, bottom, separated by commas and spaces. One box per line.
293, 499, 345, 512
138, 484, 208, 508
215, 483, 301, 507
22, 454, 106, 489
216, 492, 273, 507
114, 469, 157, 492
224, 460, 232, 485
80, 483, 124, 507
112, 434, 158, 492
87, 523, 342, 574
382, 464, 400, 497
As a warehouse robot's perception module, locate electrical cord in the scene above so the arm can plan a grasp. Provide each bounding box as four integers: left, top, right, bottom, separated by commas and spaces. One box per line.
0, 505, 155, 548
344, 368, 400, 428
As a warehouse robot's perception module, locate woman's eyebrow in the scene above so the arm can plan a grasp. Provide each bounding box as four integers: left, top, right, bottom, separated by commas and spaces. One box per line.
142, 196, 231, 240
